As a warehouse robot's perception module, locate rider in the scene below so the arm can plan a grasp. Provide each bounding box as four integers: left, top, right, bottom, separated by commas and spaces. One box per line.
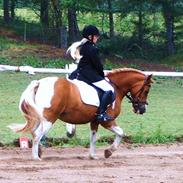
68, 25, 115, 122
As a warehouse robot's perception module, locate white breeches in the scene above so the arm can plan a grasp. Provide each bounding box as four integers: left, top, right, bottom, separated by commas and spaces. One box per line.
93, 80, 114, 92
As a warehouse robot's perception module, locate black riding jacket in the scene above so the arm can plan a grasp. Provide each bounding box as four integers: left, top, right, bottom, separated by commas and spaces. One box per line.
76, 41, 105, 84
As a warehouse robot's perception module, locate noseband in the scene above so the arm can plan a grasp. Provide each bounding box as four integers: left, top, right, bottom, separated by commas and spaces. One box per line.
125, 75, 149, 106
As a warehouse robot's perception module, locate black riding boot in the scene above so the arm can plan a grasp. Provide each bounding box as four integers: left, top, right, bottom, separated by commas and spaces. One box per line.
96, 91, 114, 122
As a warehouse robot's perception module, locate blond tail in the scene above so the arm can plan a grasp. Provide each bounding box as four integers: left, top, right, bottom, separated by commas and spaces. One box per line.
8, 80, 42, 133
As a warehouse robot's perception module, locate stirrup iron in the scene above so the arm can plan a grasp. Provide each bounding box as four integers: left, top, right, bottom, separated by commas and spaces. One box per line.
96, 112, 114, 122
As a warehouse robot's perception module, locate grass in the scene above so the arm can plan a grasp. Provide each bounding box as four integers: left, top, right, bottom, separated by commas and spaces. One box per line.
0, 72, 183, 146
0, 35, 34, 48
0, 35, 70, 68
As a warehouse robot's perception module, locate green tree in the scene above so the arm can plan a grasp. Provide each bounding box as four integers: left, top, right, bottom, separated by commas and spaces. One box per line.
3, 0, 10, 23
65, 0, 82, 43
68, 6, 79, 43
10, 0, 16, 20
50, 0, 62, 28
160, 0, 175, 55
107, 0, 114, 37
40, 0, 49, 26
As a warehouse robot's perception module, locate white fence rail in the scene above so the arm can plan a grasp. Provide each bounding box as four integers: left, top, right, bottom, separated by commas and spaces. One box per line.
0, 64, 183, 77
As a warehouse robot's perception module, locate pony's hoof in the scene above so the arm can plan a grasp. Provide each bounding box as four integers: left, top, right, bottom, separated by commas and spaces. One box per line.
33, 157, 42, 161
89, 155, 99, 160
104, 149, 112, 158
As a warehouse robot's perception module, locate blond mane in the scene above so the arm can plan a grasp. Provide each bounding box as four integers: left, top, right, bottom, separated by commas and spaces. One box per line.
106, 68, 144, 77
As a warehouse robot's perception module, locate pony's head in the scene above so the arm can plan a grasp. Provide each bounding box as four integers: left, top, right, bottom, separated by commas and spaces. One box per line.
128, 74, 153, 114
107, 68, 153, 115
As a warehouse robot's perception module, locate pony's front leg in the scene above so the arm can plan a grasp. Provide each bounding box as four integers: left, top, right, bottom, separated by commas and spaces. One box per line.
104, 125, 124, 158
89, 122, 99, 159
32, 120, 52, 160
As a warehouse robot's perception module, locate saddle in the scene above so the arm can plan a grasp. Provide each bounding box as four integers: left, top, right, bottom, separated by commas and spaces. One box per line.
68, 79, 101, 107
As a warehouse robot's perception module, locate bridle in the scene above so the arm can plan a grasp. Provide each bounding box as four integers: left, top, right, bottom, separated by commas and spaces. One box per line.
108, 74, 151, 112
125, 75, 150, 106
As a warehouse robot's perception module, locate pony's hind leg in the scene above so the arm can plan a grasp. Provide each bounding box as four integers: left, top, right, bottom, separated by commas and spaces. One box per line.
32, 120, 52, 160
104, 125, 124, 158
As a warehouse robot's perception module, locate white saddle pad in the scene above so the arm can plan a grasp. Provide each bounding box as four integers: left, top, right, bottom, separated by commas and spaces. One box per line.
68, 79, 100, 107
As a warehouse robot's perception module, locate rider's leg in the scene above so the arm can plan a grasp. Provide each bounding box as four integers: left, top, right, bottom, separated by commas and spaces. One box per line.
93, 80, 115, 122
96, 91, 114, 121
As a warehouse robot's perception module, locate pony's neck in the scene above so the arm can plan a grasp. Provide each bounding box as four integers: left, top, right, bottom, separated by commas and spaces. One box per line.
107, 69, 145, 96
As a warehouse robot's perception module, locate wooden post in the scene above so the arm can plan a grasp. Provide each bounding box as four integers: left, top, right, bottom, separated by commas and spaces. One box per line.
24, 23, 27, 42
60, 26, 67, 48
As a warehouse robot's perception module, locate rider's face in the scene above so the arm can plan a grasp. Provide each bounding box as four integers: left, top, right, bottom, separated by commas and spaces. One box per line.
88, 35, 99, 43
93, 35, 99, 43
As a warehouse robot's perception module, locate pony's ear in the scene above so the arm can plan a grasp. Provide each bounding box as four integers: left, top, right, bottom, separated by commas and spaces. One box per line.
147, 74, 154, 83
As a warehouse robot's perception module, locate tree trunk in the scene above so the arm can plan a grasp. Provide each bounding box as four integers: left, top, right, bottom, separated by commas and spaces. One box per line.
51, 0, 62, 28
137, 8, 143, 47
40, 0, 49, 26
162, 1, 175, 55
3, 0, 10, 23
68, 7, 79, 43
10, 0, 15, 20
107, 0, 114, 37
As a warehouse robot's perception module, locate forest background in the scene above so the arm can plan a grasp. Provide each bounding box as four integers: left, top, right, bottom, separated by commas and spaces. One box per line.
0, 0, 183, 69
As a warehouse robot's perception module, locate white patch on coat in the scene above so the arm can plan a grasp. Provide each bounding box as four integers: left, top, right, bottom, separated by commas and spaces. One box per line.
35, 77, 58, 115
110, 126, 124, 137
32, 120, 53, 160
19, 77, 58, 119
19, 80, 39, 113
109, 126, 124, 151
90, 130, 97, 158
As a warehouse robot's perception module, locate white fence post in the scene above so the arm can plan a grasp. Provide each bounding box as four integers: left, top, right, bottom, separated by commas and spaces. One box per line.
65, 63, 77, 79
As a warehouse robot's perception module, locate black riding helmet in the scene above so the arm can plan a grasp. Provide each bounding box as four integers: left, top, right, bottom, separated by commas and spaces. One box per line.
82, 25, 100, 40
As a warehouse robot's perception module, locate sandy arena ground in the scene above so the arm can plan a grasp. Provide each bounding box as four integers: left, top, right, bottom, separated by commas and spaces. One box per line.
0, 144, 183, 183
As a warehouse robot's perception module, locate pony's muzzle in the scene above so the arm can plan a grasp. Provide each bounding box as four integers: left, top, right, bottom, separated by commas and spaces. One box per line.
139, 105, 146, 114
133, 102, 147, 114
